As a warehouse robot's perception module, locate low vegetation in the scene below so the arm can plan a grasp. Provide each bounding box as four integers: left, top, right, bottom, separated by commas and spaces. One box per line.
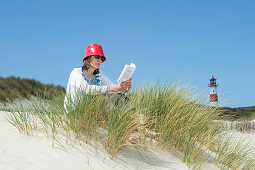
4, 80, 255, 169
0, 76, 65, 102
218, 106, 255, 121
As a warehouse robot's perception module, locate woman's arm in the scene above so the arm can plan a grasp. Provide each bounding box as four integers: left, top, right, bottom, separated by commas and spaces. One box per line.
100, 71, 132, 93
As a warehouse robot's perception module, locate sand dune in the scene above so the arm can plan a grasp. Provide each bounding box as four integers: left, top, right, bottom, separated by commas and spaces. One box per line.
1, 109, 254, 170
0, 110, 190, 170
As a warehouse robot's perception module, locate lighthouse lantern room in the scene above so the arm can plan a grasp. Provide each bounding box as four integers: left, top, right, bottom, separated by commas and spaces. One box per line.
208, 76, 218, 106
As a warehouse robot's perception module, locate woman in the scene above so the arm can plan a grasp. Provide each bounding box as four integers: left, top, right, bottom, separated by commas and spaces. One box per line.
64, 44, 132, 108
64, 44, 140, 142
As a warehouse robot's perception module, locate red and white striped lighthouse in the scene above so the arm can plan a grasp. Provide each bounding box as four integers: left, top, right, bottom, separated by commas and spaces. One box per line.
208, 76, 218, 106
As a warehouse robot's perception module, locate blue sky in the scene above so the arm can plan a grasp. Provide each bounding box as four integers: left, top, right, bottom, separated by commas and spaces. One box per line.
0, 0, 254, 107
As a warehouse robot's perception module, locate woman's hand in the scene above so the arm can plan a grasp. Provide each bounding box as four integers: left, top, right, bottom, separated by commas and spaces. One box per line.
109, 78, 132, 92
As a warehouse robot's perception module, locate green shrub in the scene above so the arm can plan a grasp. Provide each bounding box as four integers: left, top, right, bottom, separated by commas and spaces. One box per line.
0, 76, 65, 102
219, 106, 255, 120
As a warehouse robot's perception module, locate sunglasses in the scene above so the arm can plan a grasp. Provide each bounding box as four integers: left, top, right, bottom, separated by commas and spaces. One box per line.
94, 55, 106, 62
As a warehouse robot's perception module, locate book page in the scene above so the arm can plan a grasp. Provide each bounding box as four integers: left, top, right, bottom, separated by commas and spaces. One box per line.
117, 63, 136, 83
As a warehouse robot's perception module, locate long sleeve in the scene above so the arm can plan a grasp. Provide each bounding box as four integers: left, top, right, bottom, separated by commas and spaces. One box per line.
64, 68, 110, 110
99, 71, 116, 87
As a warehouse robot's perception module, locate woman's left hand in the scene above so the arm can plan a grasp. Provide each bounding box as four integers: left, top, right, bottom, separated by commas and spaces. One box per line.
123, 78, 132, 92
109, 78, 132, 92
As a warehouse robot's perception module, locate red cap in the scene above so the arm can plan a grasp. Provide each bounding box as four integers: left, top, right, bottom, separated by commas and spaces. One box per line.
83, 44, 106, 62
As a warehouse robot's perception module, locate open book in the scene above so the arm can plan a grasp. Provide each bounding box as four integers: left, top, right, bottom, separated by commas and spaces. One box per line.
117, 63, 136, 83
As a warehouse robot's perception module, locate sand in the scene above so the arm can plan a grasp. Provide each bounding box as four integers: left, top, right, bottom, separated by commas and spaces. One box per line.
1, 108, 254, 170
0, 110, 190, 170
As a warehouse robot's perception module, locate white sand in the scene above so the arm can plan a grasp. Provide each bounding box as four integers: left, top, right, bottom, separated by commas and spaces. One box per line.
226, 129, 255, 151
0, 111, 190, 170
219, 120, 255, 151
2, 109, 254, 170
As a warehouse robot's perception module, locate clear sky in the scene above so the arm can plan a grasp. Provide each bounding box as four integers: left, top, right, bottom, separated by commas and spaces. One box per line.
0, 0, 254, 107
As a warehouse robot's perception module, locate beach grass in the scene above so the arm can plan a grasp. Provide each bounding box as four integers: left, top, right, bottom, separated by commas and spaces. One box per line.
6, 82, 255, 169
132, 84, 224, 169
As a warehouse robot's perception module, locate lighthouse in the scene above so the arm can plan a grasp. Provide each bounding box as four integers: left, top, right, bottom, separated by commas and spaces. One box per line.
208, 76, 218, 106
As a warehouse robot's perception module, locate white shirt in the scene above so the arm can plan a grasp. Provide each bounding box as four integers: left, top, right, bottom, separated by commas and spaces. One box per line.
64, 67, 116, 110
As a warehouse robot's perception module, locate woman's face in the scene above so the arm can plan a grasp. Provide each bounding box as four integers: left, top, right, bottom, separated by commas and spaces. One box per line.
90, 55, 103, 69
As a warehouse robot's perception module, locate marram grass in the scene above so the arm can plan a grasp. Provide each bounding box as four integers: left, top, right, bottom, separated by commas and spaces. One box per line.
6, 82, 255, 169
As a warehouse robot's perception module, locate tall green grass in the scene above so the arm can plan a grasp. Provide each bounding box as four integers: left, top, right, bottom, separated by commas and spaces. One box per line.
6, 83, 255, 169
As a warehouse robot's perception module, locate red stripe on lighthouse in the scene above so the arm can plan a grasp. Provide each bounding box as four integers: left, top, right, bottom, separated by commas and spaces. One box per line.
210, 94, 218, 102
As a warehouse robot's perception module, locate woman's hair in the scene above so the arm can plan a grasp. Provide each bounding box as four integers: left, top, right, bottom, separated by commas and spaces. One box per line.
82, 56, 100, 75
